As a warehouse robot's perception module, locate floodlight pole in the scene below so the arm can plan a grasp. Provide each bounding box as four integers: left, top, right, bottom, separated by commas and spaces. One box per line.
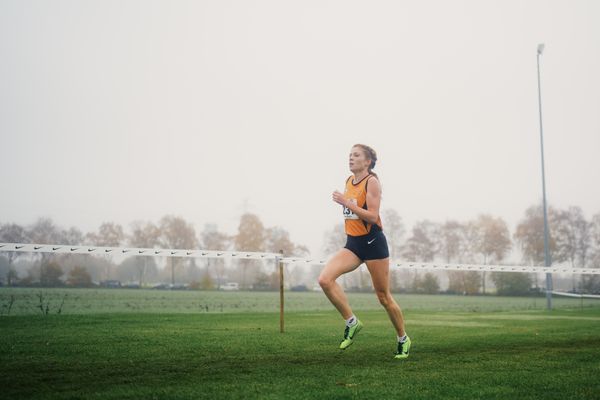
537, 43, 553, 310
278, 250, 284, 333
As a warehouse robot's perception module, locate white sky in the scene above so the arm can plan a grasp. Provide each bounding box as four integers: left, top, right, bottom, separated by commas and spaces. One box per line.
1, 0, 599, 258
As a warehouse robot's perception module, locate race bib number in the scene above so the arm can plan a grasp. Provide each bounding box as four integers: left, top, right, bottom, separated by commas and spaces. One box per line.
343, 199, 359, 220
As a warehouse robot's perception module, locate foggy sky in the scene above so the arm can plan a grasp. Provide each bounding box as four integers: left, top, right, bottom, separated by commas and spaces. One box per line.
1, 0, 599, 259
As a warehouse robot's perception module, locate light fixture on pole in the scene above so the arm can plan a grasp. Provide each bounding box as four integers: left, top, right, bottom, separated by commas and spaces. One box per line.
536, 43, 553, 310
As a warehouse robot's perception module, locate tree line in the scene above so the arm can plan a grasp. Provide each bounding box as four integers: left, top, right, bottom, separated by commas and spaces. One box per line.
1, 203, 599, 294
323, 205, 600, 295
0, 214, 308, 290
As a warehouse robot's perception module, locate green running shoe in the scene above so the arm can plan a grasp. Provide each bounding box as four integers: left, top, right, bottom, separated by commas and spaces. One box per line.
394, 336, 411, 359
339, 320, 363, 350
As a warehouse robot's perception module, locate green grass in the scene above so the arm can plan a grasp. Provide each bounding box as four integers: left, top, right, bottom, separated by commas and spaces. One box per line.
1, 290, 599, 399
1, 287, 599, 315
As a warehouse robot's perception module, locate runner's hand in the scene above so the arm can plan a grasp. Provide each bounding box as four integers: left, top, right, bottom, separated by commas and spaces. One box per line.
332, 191, 348, 207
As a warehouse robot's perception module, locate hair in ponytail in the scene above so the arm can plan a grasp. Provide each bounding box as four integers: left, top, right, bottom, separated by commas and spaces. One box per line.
353, 143, 379, 180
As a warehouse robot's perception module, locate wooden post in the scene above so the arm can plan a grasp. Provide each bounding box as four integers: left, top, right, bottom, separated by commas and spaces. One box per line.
278, 250, 284, 333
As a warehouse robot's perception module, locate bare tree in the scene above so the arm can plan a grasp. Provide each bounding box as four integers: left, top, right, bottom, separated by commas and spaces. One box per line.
403, 220, 440, 262
61, 227, 84, 245
402, 220, 440, 293
128, 220, 161, 286
85, 222, 125, 281
515, 205, 561, 265
590, 213, 600, 268
322, 223, 346, 255
85, 222, 125, 247
265, 226, 295, 256
27, 218, 64, 282
234, 213, 266, 289
200, 223, 230, 289
439, 220, 480, 294
0, 223, 30, 285
159, 215, 198, 285
471, 215, 512, 294
579, 213, 600, 292
472, 215, 512, 264
381, 209, 405, 260
447, 271, 481, 295
552, 206, 590, 268
439, 220, 465, 263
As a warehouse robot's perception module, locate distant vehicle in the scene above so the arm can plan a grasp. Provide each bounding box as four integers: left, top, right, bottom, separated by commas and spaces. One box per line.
151, 283, 169, 290
100, 280, 122, 288
169, 284, 187, 290
122, 283, 141, 289
291, 284, 308, 292
220, 282, 239, 291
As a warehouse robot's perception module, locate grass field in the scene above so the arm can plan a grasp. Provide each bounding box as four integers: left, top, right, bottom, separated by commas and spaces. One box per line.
1, 289, 599, 399
2, 287, 600, 315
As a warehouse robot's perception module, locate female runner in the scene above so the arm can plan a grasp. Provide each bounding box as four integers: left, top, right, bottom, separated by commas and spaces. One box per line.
318, 144, 410, 359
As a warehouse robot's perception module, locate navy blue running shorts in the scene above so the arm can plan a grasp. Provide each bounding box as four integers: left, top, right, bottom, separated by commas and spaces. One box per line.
344, 229, 389, 261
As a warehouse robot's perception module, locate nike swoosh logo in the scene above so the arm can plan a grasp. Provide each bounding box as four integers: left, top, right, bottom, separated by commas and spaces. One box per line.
367, 238, 376, 244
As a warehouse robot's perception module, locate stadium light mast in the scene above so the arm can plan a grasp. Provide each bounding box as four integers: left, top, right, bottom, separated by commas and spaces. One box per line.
537, 43, 553, 310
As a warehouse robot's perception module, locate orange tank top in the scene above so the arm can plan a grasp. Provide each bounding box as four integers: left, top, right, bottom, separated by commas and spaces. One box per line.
342, 174, 383, 236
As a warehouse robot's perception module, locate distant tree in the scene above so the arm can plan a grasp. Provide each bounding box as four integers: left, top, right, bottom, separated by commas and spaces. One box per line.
590, 213, 600, 268
28, 218, 62, 243
322, 223, 346, 255
265, 227, 295, 256
129, 221, 161, 248
0, 223, 30, 285
159, 216, 198, 285
85, 222, 125, 281
128, 220, 161, 286
514, 205, 558, 265
491, 272, 532, 296
115, 257, 146, 283
408, 273, 421, 294
40, 262, 64, 287
289, 264, 306, 287
293, 244, 310, 258
460, 221, 482, 263
264, 226, 309, 289
234, 213, 265, 252
252, 271, 273, 291
382, 209, 405, 260
66, 266, 93, 287
419, 272, 440, 294
28, 217, 63, 269
200, 224, 230, 290
447, 271, 481, 295
61, 227, 84, 245
200, 272, 215, 290
439, 220, 465, 263
381, 209, 406, 293
471, 214, 512, 294
200, 224, 230, 251
403, 220, 440, 262
580, 275, 600, 294
552, 206, 591, 268
55, 226, 87, 277
472, 215, 512, 264
234, 213, 266, 289
86, 222, 125, 247
581, 213, 600, 292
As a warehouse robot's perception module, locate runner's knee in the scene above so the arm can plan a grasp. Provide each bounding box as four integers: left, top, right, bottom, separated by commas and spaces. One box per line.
376, 290, 392, 308
318, 274, 333, 290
